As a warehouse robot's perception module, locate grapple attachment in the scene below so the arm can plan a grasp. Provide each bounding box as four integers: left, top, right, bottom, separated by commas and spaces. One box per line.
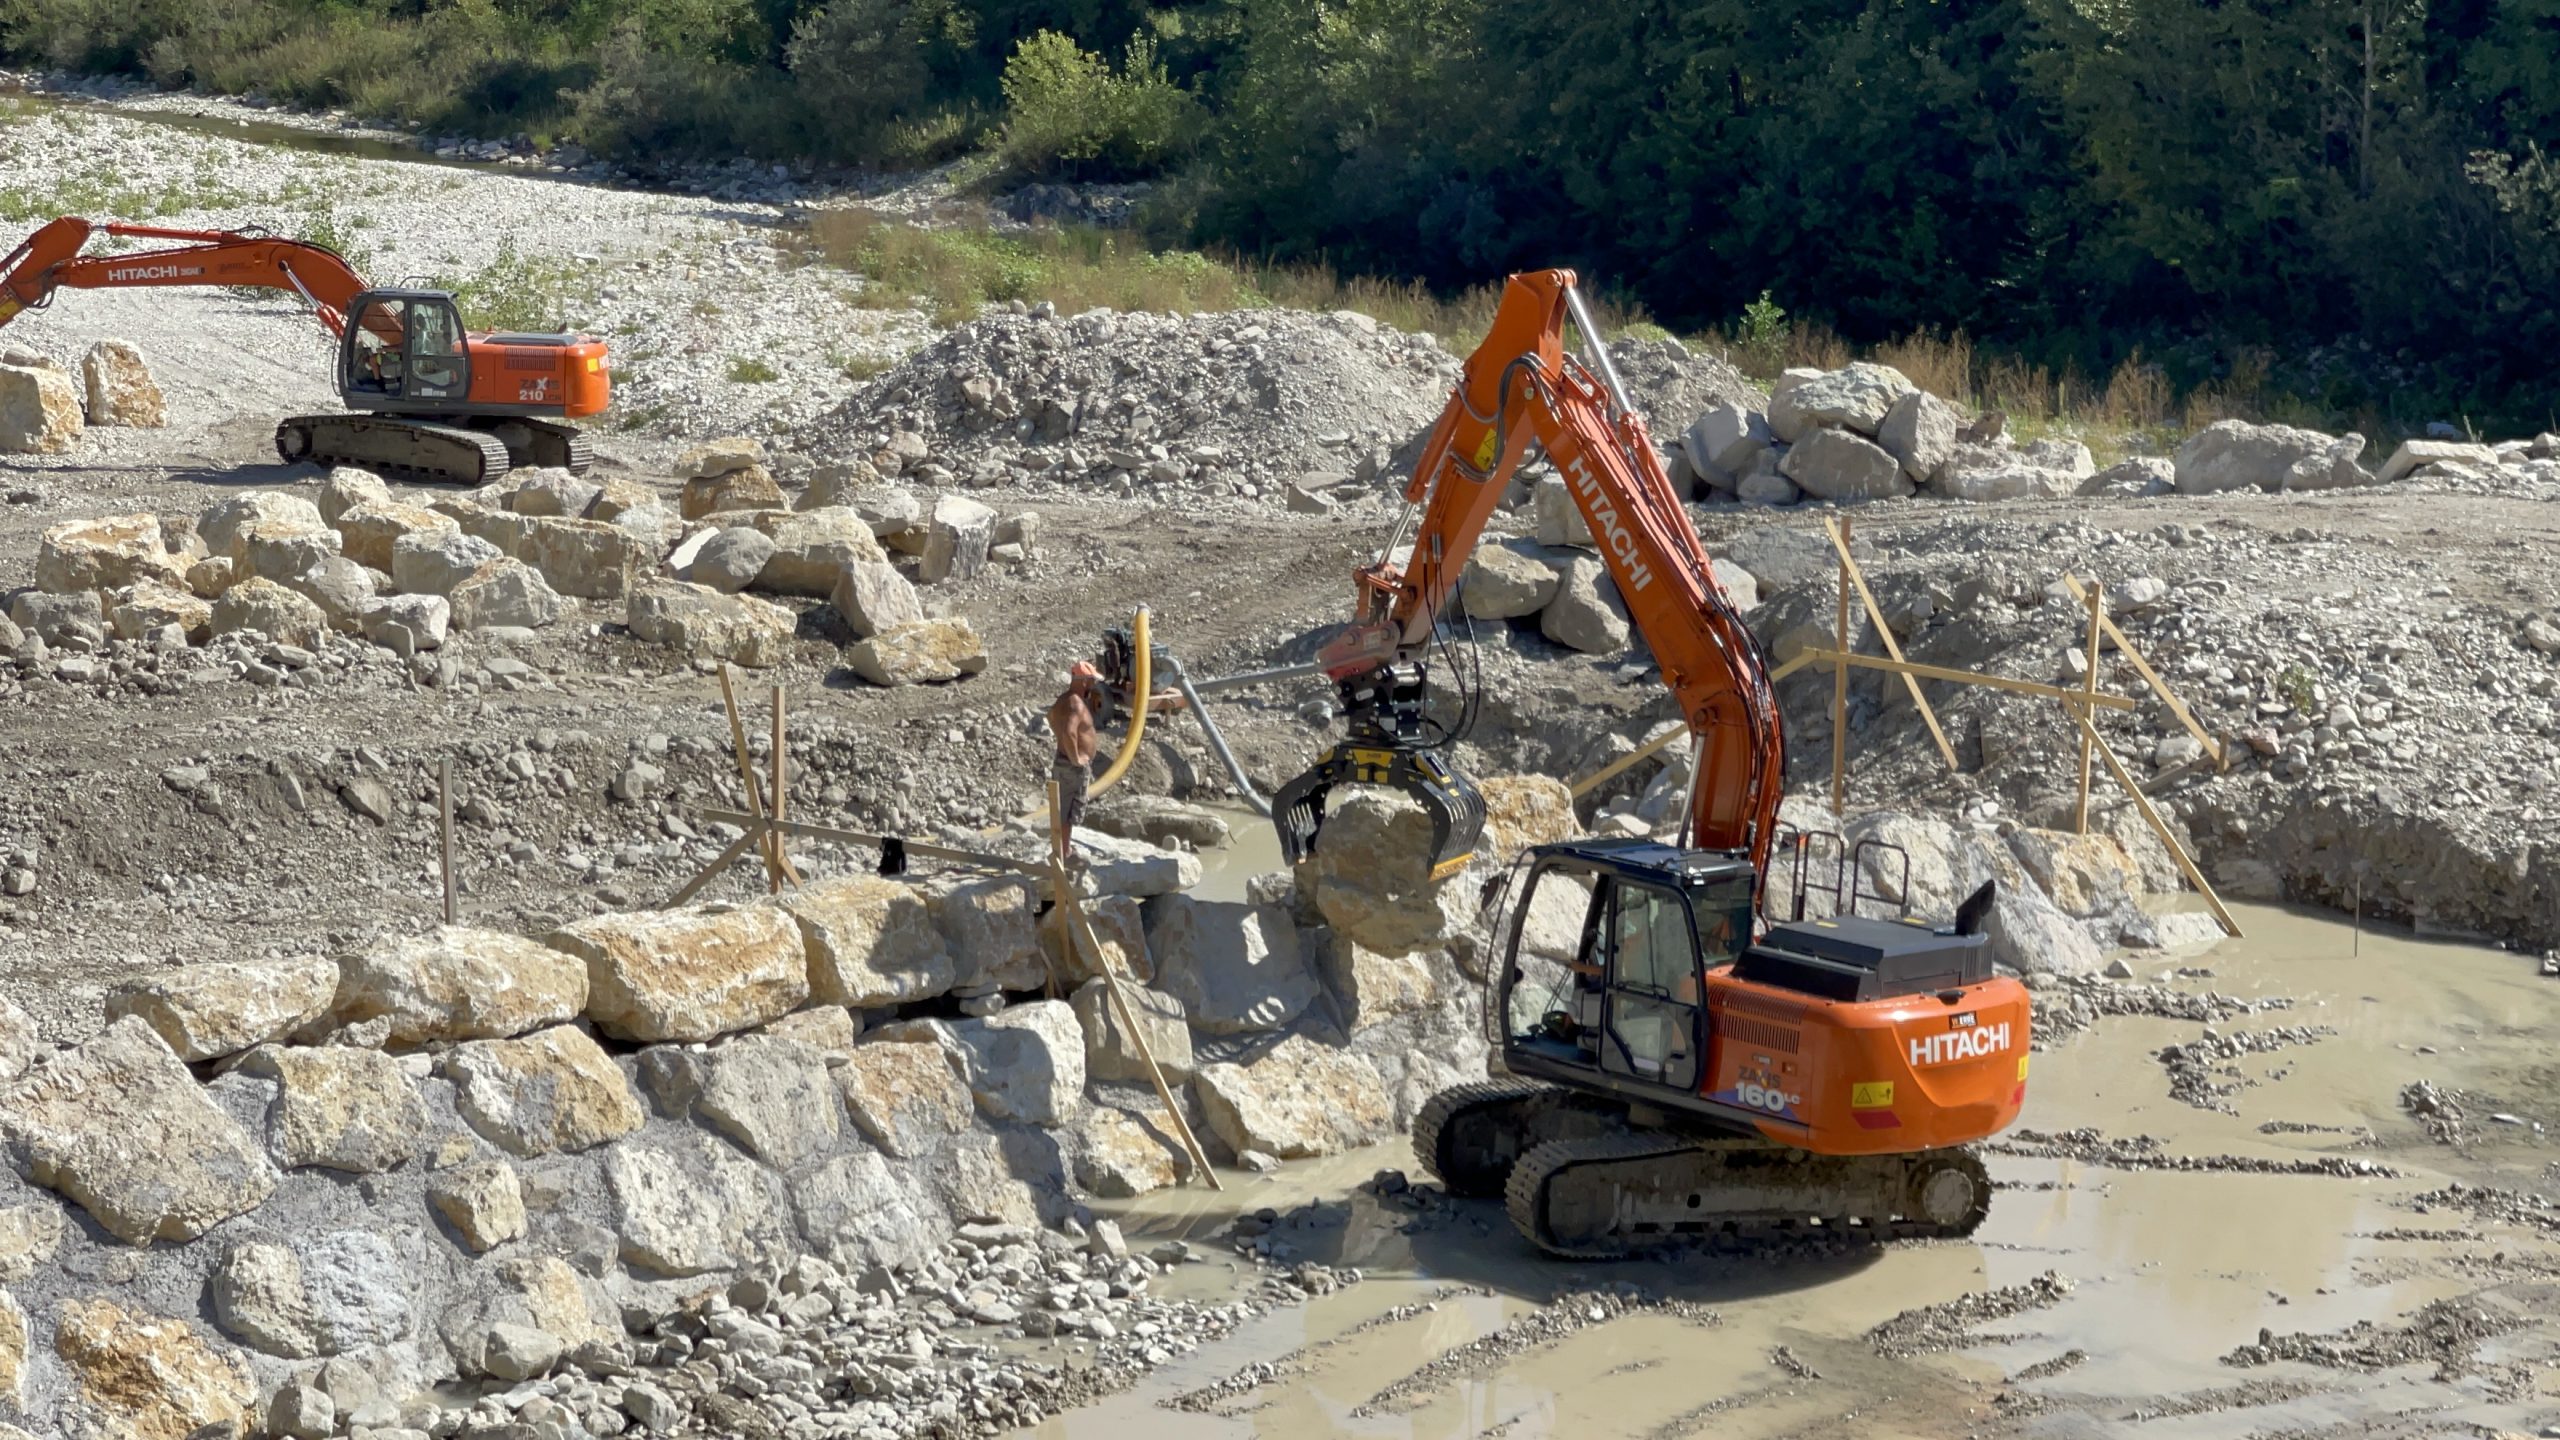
1273, 743, 1486, 880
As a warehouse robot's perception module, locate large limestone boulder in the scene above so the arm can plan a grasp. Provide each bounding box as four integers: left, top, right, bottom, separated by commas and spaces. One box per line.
752, 506, 889, 596
1531, 474, 1592, 547
1781, 427, 1914, 501
35, 513, 185, 593
602, 1134, 790, 1277
1479, 772, 1579, 862
689, 1038, 842, 1170
1196, 1035, 1394, 1159
442, 1025, 645, 1157
513, 516, 647, 600
1143, 894, 1315, 1034
679, 435, 767, 479
1076, 1108, 1190, 1198
107, 580, 211, 642
338, 925, 589, 1046
2172, 419, 2345, 495
209, 1232, 413, 1358
1933, 446, 2082, 502
0, 360, 82, 452
776, 876, 957, 1008
232, 519, 343, 584
282, 555, 378, 633
2007, 827, 2140, 918
449, 557, 564, 630
391, 528, 504, 597
1540, 554, 1630, 653
834, 1039, 974, 1159
1981, 882, 2105, 975
849, 618, 987, 686
53, 1297, 255, 1440
929, 875, 1046, 993
626, 579, 796, 668
831, 558, 926, 638
791, 1148, 944, 1272
0, 1016, 277, 1244
549, 903, 809, 1043
1877, 389, 1959, 483
201, 491, 325, 561
104, 955, 338, 1061
2375, 437, 2499, 485
1767, 363, 1913, 442
1041, 891, 1150, 987
950, 1001, 1085, 1126
9, 588, 103, 647
239, 1045, 426, 1174
680, 463, 784, 519
335, 500, 455, 571
920, 494, 997, 583
1682, 402, 1773, 483
1461, 539, 1565, 620
314, 467, 390, 524
82, 339, 166, 426
429, 1160, 526, 1253
688, 527, 773, 593
500, 467, 602, 519
0, 996, 35, 1086
1300, 789, 1468, 955
358, 594, 451, 655
1310, 929, 1440, 1029
1070, 977, 1193, 1083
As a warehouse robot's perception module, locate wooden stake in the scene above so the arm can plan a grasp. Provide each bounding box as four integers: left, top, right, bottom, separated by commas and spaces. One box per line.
2060, 574, 2225, 769
1824, 517, 1958, 770
662, 831, 758, 909
696, 809, 1047, 878
1831, 516, 1852, 817
2076, 581, 2103, 835
718, 665, 793, 890
2061, 705, 2240, 937
769, 685, 793, 891
438, 755, 455, 925
1570, 723, 1687, 798
1046, 785, 1220, 1191
1784, 649, 2138, 707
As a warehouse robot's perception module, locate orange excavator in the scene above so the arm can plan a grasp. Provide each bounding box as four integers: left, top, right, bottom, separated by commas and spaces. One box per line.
1268, 270, 2030, 1255
0, 217, 608, 484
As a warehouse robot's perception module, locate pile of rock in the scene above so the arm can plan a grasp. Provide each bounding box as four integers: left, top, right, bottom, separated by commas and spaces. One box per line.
0, 338, 165, 454
799, 307, 1458, 505
1453, 499, 1761, 657
0, 774, 1578, 1438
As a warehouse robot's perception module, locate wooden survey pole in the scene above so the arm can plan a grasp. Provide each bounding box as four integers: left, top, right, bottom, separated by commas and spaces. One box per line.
1830, 516, 1852, 816
2061, 706, 2240, 937
438, 756, 455, 925
1823, 517, 1957, 770
717, 664, 795, 891
769, 684, 792, 886
2075, 581, 2103, 834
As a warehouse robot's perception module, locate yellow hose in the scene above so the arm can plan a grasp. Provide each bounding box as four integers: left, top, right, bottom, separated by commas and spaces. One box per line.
1015, 606, 1151, 828
1088, 605, 1151, 800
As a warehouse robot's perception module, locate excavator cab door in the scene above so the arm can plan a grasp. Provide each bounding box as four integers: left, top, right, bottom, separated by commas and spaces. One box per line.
341, 290, 471, 409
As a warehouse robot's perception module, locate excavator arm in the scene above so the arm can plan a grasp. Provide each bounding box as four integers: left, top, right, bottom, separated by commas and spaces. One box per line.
0, 216, 373, 337
1277, 269, 1784, 879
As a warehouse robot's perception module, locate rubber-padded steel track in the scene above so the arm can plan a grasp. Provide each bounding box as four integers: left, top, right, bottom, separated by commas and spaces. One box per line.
276, 414, 511, 485
1503, 1132, 1992, 1259
1413, 1080, 1555, 1197
519, 418, 593, 474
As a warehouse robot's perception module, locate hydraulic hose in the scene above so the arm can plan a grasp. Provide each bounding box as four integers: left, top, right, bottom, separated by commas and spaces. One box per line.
1088, 605, 1150, 801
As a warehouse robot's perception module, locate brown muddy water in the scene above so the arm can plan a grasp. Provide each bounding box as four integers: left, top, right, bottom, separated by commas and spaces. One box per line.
1020, 875, 2560, 1439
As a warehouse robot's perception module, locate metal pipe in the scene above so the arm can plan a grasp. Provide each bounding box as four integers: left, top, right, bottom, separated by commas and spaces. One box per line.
1562, 282, 1638, 420
1185, 659, 1329, 696
1160, 653, 1273, 818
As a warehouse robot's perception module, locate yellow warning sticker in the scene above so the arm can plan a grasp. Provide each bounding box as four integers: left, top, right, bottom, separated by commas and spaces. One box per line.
2016, 1056, 2030, 1081
1851, 1082, 1894, 1109
1471, 429, 1499, 471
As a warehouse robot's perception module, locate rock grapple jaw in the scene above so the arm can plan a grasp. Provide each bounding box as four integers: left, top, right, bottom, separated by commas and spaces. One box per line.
1273, 742, 1486, 879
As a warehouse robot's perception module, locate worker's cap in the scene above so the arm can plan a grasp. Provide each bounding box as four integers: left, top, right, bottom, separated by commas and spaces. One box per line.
1068, 661, 1101, 682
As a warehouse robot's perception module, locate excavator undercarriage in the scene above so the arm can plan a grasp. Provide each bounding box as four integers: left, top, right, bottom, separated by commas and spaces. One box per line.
273, 413, 592, 485
1417, 1081, 1992, 1258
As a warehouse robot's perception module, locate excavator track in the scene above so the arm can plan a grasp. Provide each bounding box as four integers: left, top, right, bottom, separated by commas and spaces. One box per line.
1503, 1132, 1992, 1260
1413, 1080, 1631, 1198
276, 415, 512, 486
514, 418, 593, 475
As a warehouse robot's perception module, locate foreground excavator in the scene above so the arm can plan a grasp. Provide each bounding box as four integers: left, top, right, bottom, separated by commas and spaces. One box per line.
1264, 269, 2030, 1256
0, 217, 607, 484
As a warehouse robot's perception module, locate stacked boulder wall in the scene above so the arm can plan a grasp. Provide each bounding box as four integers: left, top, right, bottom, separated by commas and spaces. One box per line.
547, 904, 809, 1043
1195, 1035, 1394, 1160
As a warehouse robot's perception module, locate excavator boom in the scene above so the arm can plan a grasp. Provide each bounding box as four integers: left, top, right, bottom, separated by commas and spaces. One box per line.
1278, 270, 1780, 879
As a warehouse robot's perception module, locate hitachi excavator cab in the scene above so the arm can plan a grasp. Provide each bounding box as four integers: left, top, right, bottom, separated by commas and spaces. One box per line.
340, 290, 472, 410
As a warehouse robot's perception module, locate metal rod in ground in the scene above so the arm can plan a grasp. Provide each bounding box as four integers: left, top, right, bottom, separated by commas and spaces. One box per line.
1830, 516, 1852, 817
2076, 581, 2104, 835
439, 755, 455, 925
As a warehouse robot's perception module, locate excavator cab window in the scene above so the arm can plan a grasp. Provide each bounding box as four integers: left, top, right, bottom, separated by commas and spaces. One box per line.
341, 291, 469, 406
1504, 856, 1753, 1094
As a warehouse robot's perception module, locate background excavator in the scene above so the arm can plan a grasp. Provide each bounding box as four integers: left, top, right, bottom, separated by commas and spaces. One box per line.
0, 216, 608, 484
1240, 269, 2029, 1256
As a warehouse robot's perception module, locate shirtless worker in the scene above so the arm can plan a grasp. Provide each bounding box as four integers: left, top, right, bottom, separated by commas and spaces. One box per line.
1047, 662, 1104, 855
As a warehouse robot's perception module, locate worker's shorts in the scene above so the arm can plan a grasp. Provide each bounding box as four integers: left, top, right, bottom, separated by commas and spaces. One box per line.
1053, 758, 1091, 831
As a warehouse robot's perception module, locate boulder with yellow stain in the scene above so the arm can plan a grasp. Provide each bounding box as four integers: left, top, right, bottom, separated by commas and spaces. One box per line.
54, 1298, 255, 1440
